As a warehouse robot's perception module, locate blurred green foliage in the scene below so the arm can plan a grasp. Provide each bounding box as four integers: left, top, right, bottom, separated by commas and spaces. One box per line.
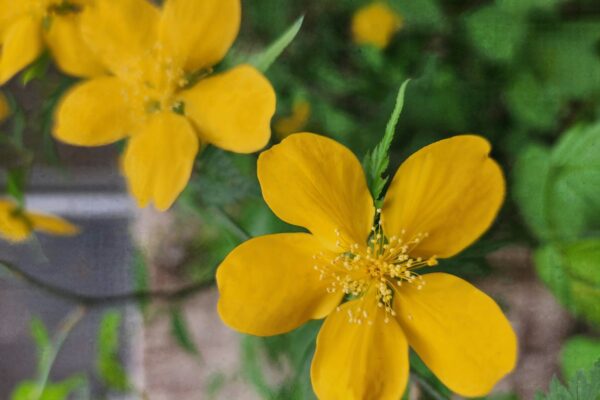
96, 311, 130, 392
535, 361, 600, 400
1, 0, 599, 398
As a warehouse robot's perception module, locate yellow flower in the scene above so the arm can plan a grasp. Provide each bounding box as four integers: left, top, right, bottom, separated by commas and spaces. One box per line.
0, 0, 104, 84
0, 91, 9, 123
217, 133, 517, 399
352, 2, 403, 49
274, 100, 311, 140
53, 0, 276, 211
0, 198, 79, 242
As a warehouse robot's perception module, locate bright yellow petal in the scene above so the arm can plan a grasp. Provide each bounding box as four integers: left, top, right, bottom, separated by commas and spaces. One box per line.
351, 2, 403, 49
179, 64, 275, 153
217, 233, 342, 336
0, 15, 43, 84
0, 200, 31, 242
80, 0, 159, 79
44, 14, 105, 78
0, 1, 28, 37
394, 273, 517, 397
123, 112, 198, 211
311, 294, 409, 400
257, 133, 374, 251
54, 77, 134, 146
28, 212, 79, 236
159, 0, 240, 71
381, 135, 505, 259
0, 91, 10, 123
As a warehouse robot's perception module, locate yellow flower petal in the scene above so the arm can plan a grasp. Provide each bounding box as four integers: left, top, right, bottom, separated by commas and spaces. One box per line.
0, 91, 10, 123
351, 2, 403, 49
80, 0, 159, 79
54, 77, 134, 146
394, 273, 517, 397
257, 133, 375, 251
217, 233, 342, 336
44, 14, 105, 78
159, 0, 240, 71
27, 212, 79, 236
0, 200, 31, 242
382, 135, 504, 259
0, 15, 43, 84
180, 64, 275, 153
123, 112, 198, 211
311, 294, 409, 400
0, 199, 78, 242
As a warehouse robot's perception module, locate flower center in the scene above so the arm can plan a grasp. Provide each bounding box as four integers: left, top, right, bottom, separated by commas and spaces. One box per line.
313, 210, 437, 324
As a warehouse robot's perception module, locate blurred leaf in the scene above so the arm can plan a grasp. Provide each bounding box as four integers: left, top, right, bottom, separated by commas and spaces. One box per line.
530, 22, 600, 99
496, 0, 565, 15
465, 4, 527, 63
505, 72, 563, 132
132, 250, 150, 314
250, 16, 304, 72
7, 168, 27, 207
363, 79, 410, 201
513, 123, 600, 241
391, 0, 446, 31
534, 239, 600, 326
96, 311, 130, 392
561, 336, 600, 381
11, 376, 86, 400
20, 52, 50, 86
189, 148, 257, 207
535, 360, 600, 400
241, 336, 276, 399
170, 307, 201, 358
29, 317, 52, 374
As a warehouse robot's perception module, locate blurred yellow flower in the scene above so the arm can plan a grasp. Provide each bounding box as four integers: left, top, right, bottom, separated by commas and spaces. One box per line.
0, 91, 9, 123
274, 100, 311, 139
53, 0, 276, 211
0, 198, 78, 242
0, 0, 104, 84
352, 2, 403, 49
217, 133, 517, 399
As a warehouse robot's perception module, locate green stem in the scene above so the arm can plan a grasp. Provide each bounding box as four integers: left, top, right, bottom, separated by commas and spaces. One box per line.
34, 306, 87, 399
410, 373, 449, 400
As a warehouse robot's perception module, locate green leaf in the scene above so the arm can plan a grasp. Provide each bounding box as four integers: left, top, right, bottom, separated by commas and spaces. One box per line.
513, 122, 600, 241
464, 4, 527, 63
250, 16, 304, 72
11, 376, 86, 400
6, 168, 28, 208
96, 311, 130, 392
132, 250, 150, 314
534, 239, 600, 327
535, 360, 600, 400
529, 22, 600, 99
505, 72, 564, 132
29, 317, 52, 374
20, 52, 50, 86
561, 336, 600, 381
496, 0, 565, 15
391, 0, 447, 31
170, 307, 201, 357
363, 79, 410, 201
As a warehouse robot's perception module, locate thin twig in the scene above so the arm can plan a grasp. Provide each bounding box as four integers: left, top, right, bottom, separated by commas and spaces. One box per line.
0, 259, 213, 307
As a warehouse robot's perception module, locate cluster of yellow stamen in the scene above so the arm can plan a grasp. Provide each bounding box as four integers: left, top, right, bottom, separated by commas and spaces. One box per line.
313, 209, 438, 324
